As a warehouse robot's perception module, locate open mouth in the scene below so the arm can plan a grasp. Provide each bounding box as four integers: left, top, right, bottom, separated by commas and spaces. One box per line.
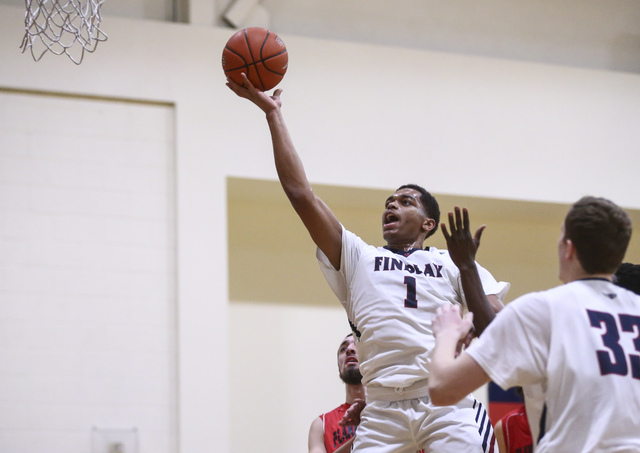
384, 212, 399, 225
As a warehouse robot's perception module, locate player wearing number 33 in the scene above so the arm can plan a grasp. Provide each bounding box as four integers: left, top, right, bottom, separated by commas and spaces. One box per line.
227, 75, 509, 452
429, 196, 640, 453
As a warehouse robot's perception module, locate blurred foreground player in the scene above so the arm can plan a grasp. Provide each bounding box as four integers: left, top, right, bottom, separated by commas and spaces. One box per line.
495, 262, 640, 452
429, 196, 640, 453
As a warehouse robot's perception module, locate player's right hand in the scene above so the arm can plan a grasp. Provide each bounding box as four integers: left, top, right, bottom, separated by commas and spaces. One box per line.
339, 398, 366, 426
226, 73, 282, 114
433, 305, 474, 343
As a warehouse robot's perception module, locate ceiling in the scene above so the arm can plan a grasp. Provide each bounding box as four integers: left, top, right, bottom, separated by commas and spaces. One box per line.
256, 0, 640, 74
3, 0, 639, 73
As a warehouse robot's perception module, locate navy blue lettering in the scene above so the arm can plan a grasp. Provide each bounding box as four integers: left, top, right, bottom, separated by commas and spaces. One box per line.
587, 309, 640, 380
332, 425, 356, 448
620, 314, 640, 379
423, 264, 435, 277
404, 276, 418, 308
390, 258, 404, 271
588, 310, 628, 376
372, 256, 443, 279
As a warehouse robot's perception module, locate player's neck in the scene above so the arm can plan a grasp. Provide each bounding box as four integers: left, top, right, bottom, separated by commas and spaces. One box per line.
345, 383, 365, 404
385, 238, 425, 252
567, 273, 614, 283
561, 264, 613, 284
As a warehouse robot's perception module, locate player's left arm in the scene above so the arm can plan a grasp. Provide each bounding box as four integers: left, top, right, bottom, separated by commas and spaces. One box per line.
308, 417, 328, 453
442, 207, 501, 335
428, 305, 491, 405
494, 419, 508, 453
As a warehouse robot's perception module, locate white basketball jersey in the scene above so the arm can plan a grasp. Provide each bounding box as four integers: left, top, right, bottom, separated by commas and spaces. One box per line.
317, 227, 509, 397
467, 278, 640, 453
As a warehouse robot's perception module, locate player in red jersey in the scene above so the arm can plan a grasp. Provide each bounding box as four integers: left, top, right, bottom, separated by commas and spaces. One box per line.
309, 334, 365, 453
494, 402, 533, 453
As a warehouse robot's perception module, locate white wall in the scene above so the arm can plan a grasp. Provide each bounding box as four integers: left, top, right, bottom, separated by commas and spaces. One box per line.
0, 91, 177, 451
1, 5, 640, 452
228, 303, 351, 452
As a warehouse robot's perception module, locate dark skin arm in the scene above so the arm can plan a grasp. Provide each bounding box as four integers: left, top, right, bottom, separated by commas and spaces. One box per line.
226, 74, 343, 270
442, 206, 499, 335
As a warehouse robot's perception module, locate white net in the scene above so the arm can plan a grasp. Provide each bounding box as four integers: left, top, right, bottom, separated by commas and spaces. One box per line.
21, 0, 108, 65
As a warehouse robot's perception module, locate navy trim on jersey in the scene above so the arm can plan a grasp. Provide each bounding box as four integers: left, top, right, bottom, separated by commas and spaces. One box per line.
537, 403, 547, 444
473, 399, 495, 453
383, 246, 427, 257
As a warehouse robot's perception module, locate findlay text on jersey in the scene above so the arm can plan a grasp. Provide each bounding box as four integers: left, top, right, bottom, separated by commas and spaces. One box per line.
374, 255, 444, 278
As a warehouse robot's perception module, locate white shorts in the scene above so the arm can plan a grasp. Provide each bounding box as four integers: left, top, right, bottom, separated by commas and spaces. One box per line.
352, 394, 496, 453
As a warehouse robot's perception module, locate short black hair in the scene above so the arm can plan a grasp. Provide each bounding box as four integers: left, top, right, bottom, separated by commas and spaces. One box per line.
397, 184, 440, 239
614, 263, 640, 295
563, 196, 632, 274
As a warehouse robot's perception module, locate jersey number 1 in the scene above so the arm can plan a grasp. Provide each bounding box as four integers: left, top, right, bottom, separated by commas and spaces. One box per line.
404, 276, 418, 308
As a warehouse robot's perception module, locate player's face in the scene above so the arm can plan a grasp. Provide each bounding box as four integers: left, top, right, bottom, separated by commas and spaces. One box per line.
382, 188, 432, 247
337, 336, 361, 384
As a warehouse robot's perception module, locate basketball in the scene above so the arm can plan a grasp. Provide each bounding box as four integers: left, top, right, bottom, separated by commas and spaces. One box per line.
222, 27, 288, 91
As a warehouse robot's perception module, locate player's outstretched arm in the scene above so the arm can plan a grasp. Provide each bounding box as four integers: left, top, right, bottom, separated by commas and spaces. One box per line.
442, 207, 500, 335
227, 74, 342, 269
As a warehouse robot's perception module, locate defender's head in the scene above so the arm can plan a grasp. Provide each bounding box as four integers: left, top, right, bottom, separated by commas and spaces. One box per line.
337, 334, 362, 385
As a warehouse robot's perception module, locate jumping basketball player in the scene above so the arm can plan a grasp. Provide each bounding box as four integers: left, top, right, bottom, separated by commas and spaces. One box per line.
429, 196, 640, 452
227, 75, 509, 452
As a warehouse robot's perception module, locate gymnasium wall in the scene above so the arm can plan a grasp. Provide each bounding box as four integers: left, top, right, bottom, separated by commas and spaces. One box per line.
1, 5, 639, 452
0, 91, 178, 452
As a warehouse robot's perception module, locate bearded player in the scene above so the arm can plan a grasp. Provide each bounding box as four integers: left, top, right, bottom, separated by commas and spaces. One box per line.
308, 334, 365, 453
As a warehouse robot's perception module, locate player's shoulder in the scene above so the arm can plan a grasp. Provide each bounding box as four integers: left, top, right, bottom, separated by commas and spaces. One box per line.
506, 281, 602, 320
516, 282, 568, 302
342, 227, 370, 249
424, 245, 448, 256
417, 246, 454, 263
500, 288, 555, 321
547, 278, 626, 303
322, 402, 351, 419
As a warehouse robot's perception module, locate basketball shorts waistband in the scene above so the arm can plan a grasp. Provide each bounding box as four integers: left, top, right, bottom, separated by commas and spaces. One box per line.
366, 378, 431, 402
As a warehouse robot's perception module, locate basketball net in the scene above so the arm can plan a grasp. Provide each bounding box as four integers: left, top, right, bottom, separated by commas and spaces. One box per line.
20, 0, 108, 65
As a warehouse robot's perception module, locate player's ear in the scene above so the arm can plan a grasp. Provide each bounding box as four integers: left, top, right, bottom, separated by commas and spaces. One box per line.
564, 239, 577, 260
422, 218, 436, 234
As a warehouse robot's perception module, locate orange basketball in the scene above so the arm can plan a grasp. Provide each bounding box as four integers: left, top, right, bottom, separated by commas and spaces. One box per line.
222, 27, 288, 91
